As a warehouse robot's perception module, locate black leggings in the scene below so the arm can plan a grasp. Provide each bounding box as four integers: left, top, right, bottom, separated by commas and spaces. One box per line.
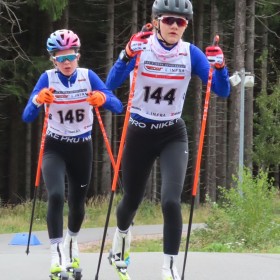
117, 118, 188, 255
42, 136, 93, 239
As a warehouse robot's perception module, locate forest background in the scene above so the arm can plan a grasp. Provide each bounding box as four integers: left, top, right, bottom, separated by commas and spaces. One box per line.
0, 0, 279, 206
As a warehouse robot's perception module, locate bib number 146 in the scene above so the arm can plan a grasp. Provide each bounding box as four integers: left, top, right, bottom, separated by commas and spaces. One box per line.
57, 109, 85, 124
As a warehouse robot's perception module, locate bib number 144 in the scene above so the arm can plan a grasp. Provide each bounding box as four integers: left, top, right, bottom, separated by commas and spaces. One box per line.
143, 86, 176, 105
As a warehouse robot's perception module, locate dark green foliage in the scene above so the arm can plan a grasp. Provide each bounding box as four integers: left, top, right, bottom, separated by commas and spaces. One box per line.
0, 58, 51, 102
27, 0, 68, 21
0, 0, 280, 203
192, 169, 280, 251
254, 85, 280, 167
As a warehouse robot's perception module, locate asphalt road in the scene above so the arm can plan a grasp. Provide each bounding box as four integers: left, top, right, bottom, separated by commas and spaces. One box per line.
1, 225, 279, 279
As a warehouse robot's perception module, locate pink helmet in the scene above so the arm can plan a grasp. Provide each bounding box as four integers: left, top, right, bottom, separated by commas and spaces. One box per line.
47, 29, 81, 53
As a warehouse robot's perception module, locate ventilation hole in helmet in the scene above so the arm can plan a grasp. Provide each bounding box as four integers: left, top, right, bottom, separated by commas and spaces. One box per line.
164, 0, 168, 6
175, 0, 179, 8
66, 38, 70, 46
57, 40, 63, 47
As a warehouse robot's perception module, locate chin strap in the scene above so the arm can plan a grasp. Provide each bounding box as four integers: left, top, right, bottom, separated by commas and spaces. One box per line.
155, 22, 174, 47
158, 38, 174, 47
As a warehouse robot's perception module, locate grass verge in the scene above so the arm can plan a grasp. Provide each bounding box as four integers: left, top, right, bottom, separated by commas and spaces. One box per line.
2, 169, 280, 255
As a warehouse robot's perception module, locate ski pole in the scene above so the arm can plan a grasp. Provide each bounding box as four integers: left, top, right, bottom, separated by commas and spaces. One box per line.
110, 21, 153, 194
181, 35, 219, 279
95, 107, 116, 169
94, 23, 153, 280
26, 104, 50, 255
94, 46, 141, 280
94, 107, 123, 189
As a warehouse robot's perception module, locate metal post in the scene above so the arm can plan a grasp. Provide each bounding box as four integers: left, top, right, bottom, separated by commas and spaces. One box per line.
239, 68, 245, 183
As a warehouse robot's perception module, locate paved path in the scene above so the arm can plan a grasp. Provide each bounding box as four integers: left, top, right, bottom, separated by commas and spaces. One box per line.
1, 225, 280, 279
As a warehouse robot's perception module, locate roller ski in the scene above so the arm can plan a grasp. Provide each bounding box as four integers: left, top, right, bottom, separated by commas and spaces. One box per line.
109, 228, 132, 280
108, 250, 131, 280
64, 231, 82, 280
50, 267, 69, 280
66, 258, 82, 280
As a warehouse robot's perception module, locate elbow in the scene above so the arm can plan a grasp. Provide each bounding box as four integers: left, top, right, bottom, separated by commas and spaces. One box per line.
113, 102, 124, 114
106, 82, 119, 91
103, 98, 123, 114
212, 82, 231, 98
116, 105, 124, 114
105, 77, 118, 91
22, 115, 32, 123
224, 85, 231, 97
22, 112, 29, 123
221, 87, 231, 98
22, 110, 36, 123
217, 91, 230, 98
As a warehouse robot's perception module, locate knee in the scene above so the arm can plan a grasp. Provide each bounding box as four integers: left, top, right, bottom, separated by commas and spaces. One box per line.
162, 199, 181, 215
118, 195, 140, 215
48, 191, 64, 206
69, 202, 85, 215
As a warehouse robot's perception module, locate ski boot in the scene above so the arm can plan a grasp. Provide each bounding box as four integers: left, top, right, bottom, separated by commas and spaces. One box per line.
66, 258, 82, 280
50, 243, 69, 280
64, 232, 82, 280
162, 256, 180, 280
50, 266, 69, 280
108, 228, 132, 280
108, 250, 131, 280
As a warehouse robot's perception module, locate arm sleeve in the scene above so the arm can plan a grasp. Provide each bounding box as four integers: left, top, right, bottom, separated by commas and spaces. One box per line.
105, 57, 136, 90
22, 72, 49, 123
88, 70, 123, 113
190, 44, 230, 97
